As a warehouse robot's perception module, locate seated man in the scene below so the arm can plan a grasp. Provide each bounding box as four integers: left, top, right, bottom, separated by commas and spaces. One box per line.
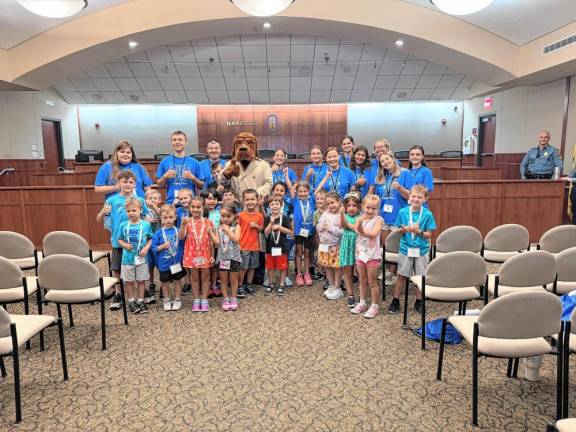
520, 130, 562, 179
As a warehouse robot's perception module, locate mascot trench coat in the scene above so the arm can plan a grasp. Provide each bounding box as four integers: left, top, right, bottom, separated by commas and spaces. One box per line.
220, 158, 273, 198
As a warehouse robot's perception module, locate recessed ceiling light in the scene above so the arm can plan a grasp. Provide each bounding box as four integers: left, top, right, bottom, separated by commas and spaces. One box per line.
230, 0, 295, 16
16, 0, 87, 18
263, 22, 271, 29
128, 41, 138, 48
429, 0, 495, 15
395, 39, 404, 47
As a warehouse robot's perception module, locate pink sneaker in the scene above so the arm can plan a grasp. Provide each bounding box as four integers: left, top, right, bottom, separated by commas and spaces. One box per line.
221, 299, 231, 311
363, 305, 380, 319
303, 272, 313, 286
229, 299, 238, 311
191, 302, 201, 312
200, 302, 209, 312
351, 303, 369, 315
295, 274, 305, 286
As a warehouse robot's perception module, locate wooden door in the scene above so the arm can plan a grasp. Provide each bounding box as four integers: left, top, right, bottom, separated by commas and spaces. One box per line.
41, 119, 64, 172
477, 114, 496, 167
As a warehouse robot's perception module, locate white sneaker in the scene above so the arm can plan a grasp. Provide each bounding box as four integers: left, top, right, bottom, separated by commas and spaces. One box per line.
163, 298, 172, 312
326, 288, 343, 300
524, 355, 543, 381
171, 299, 182, 311
284, 276, 293, 287
323, 285, 332, 297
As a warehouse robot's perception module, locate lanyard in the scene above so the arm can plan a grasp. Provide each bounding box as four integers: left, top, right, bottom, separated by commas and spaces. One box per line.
171, 155, 187, 185
384, 173, 395, 198
329, 168, 341, 192
161, 227, 178, 257
410, 167, 422, 180
308, 164, 323, 186
408, 206, 423, 240
299, 198, 312, 224
271, 214, 283, 245
189, 218, 206, 254
219, 225, 234, 254
125, 221, 143, 252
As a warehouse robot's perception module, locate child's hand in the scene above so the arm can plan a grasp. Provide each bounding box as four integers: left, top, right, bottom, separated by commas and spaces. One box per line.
124, 244, 133, 251
164, 169, 177, 179
139, 248, 148, 257
182, 216, 191, 225
282, 167, 289, 177
391, 180, 400, 190
160, 241, 171, 250
249, 221, 260, 229
183, 169, 194, 180
103, 204, 111, 215
209, 256, 215, 265
272, 224, 281, 231
326, 171, 332, 178
356, 176, 366, 186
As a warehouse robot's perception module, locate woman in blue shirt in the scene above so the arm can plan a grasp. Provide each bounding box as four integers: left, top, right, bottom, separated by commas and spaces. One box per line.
315, 146, 356, 198
271, 149, 298, 205
94, 140, 153, 199
339, 135, 354, 169
349, 145, 374, 198
407, 145, 434, 196
301, 145, 327, 191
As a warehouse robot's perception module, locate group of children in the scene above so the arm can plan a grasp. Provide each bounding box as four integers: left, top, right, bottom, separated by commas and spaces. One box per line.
96, 141, 437, 319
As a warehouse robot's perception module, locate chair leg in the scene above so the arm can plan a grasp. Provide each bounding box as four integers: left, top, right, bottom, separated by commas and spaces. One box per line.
402, 278, 409, 327
563, 328, 570, 419
472, 325, 479, 427
421, 297, 426, 350
67, 304, 74, 328
11, 325, 21, 423
462, 301, 468, 315
506, 358, 513, 378
557, 322, 565, 420
512, 358, 519, 379
100, 298, 107, 351
436, 318, 447, 381
37, 287, 44, 352
57, 319, 69, 381
107, 253, 112, 277
0, 356, 6, 377
56, 303, 62, 320
120, 279, 128, 326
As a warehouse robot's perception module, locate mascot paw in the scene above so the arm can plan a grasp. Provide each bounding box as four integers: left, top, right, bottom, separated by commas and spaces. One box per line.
223, 159, 240, 178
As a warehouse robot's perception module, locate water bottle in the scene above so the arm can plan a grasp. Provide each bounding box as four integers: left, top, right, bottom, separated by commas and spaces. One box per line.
524, 355, 543, 381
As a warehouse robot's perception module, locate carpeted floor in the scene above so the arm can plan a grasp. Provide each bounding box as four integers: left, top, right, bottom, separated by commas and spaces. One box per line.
0, 262, 569, 431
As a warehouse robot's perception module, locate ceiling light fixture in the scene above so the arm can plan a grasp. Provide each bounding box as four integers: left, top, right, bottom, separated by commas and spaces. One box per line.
429, 0, 494, 16
263, 22, 271, 29
16, 0, 88, 18
229, 0, 295, 16
128, 41, 138, 48
395, 39, 404, 47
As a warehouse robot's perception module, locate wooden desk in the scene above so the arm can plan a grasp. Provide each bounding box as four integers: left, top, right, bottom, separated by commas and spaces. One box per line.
399, 158, 461, 177
439, 167, 502, 181
30, 172, 97, 186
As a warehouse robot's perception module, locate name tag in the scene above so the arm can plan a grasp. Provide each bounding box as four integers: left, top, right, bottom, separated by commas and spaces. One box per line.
170, 263, 183, 274
134, 255, 146, 266
271, 247, 282, 257
174, 189, 180, 198
383, 204, 394, 213
358, 251, 371, 263
408, 248, 420, 258
319, 243, 330, 253
219, 260, 231, 270
193, 257, 206, 266
299, 228, 309, 238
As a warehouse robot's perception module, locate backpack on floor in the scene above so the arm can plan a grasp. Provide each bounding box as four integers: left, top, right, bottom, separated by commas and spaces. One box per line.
415, 319, 463, 345
560, 292, 576, 321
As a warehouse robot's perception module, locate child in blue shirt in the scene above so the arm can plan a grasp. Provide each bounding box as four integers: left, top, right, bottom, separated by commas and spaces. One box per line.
315, 146, 356, 199
302, 145, 328, 191
288, 180, 316, 286
407, 145, 434, 199
388, 184, 436, 315
350, 145, 375, 198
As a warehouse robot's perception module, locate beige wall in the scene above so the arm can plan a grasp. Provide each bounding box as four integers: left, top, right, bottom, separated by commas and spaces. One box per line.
564, 75, 576, 175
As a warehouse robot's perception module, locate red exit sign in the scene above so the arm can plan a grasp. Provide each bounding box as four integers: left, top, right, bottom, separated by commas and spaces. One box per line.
483, 96, 493, 110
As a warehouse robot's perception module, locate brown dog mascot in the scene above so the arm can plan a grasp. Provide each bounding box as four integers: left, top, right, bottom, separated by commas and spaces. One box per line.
220, 132, 272, 198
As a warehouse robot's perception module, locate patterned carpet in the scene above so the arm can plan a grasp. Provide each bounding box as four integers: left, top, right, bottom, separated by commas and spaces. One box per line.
0, 262, 569, 432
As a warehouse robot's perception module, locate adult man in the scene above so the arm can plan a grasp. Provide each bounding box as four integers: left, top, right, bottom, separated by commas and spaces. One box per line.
156, 131, 204, 203
198, 139, 226, 190
520, 130, 563, 179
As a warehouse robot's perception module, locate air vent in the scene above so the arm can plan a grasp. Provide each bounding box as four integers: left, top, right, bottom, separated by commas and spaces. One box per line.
543, 34, 576, 55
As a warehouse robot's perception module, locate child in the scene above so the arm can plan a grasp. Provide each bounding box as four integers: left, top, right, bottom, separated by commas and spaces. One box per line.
145, 189, 162, 302
289, 181, 315, 286
175, 188, 193, 294
222, 187, 242, 214
238, 189, 264, 297
263, 196, 293, 296
117, 197, 154, 314
179, 196, 218, 312
152, 205, 186, 311
203, 187, 222, 297
96, 170, 148, 311
351, 194, 384, 319
350, 145, 374, 198
313, 189, 327, 284
389, 185, 436, 314
407, 145, 434, 199
217, 205, 242, 311
340, 192, 362, 307
317, 191, 344, 300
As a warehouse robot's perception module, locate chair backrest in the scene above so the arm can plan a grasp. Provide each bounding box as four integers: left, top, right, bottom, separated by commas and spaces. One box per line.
435, 225, 483, 254
153, 153, 170, 161
426, 251, 487, 288
539, 225, 576, 253
191, 153, 206, 161
385, 230, 402, 254
484, 224, 529, 252
38, 254, 100, 290
259, 148, 276, 159
0, 307, 11, 338
0, 257, 24, 289
440, 150, 463, 158
556, 247, 576, 282
499, 250, 556, 287
478, 291, 561, 339
298, 152, 311, 160
0, 231, 34, 259
394, 150, 410, 159
43, 231, 90, 258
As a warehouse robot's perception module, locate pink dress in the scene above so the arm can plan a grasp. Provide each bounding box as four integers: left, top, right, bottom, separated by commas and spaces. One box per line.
183, 218, 214, 269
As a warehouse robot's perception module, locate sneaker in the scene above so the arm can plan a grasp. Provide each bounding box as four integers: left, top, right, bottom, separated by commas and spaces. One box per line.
323, 285, 331, 297
378, 272, 383, 281
182, 283, 191, 294
347, 296, 357, 308
264, 285, 274, 295
148, 283, 156, 295
363, 305, 380, 319
323, 281, 330, 291
414, 299, 423, 315
213, 288, 223, 297
163, 299, 172, 312
313, 273, 326, 281
304, 272, 313, 286
200, 302, 209, 312
387, 299, 400, 314
245, 284, 256, 296
172, 299, 182, 311
138, 301, 149, 314
237, 286, 247, 298
352, 275, 359, 284
144, 289, 156, 304
351, 303, 369, 315
128, 300, 140, 314
229, 299, 239, 311
191, 301, 201, 312
159, 289, 164, 299
221, 299, 231, 311
109, 293, 122, 311
277, 286, 285, 296
296, 274, 305, 286
263, 279, 271, 288
284, 276, 293, 287
325, 287, 343, 300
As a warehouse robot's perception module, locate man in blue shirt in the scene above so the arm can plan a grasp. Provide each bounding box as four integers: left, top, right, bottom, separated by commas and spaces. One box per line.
520, 130, 563, 179
198, 139, 226, 190
156, 131, 205, 203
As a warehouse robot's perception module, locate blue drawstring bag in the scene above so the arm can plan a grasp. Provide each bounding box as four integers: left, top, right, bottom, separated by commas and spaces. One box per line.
560, 292, 576, 321
415, 318, 463, 344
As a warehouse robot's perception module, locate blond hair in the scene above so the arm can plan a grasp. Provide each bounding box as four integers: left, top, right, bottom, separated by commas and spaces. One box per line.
375, 151, 402, 184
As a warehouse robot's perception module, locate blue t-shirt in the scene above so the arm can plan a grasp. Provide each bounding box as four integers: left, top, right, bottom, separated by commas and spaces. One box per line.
395, 206, 436, 256
293, 196, 316, 237
176, 206, 190, 228
198, 158, 226, 190
118, 220, 154, 265
409, 166, 434, 193
272, 167, 298, 187
156, 155, 204, 204
106, 194, 149, 248
95, 161, 153, 199
151, 226, 184, 271
301, 163, 328, 191
351, 166, 375, 197
373, 169, 414, 225
339, 154, 352, 169
207, 208, 221, 229
320, 166, 356, 198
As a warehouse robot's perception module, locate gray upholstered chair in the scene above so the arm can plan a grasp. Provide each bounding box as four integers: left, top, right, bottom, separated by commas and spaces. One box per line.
482, 224, 529, 263
0, 231, 43, 274
0, 257, 40, 315
38, 254, 127, 351
437, 291, 564, 427
409, 252, 487, 349
547, 247, 576, 295
538, 225, 576, 256
486, 250, 556, 302
433, 225, 483, 258
0, 306, 68, 423
382, 230, 401, 301
43, 231, 110, 274
553, 419, 576, 432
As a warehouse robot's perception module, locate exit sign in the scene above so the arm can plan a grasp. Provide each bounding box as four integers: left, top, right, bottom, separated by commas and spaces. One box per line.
484, 96, 493, 110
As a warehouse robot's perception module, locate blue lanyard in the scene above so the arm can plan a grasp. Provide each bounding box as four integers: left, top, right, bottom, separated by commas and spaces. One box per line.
329, 168, 341, 192
171, 155, 187, 185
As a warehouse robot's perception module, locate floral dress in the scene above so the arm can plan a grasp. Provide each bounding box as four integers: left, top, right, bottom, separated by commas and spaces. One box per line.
183, 218, 214, 269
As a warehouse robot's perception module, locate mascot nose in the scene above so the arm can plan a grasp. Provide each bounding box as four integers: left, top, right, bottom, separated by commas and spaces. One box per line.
238, 146, 249, 152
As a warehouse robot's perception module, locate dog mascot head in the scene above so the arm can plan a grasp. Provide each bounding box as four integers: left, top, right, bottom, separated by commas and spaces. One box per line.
223, 132, 259, 178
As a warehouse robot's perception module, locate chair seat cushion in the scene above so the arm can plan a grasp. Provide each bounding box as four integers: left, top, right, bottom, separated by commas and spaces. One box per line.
385, 252, 398, 264
0, 314, 56, 355
483, 249, 523, 263
0, 277, 38, 302
487, 274, 546, 296
91, 251, 108, 262
546, 281, 576, 295
449, 315, 552, 357
556, 418, 576, 432
552, 333, 576, 353
44, 277, 117, 303
410, 276, 480, 301
11, 251, 43, 270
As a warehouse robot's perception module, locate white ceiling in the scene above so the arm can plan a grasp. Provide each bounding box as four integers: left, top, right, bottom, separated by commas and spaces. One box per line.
0, 0, 131, 49
53, 33, 474, 104
403, 0, 576, 46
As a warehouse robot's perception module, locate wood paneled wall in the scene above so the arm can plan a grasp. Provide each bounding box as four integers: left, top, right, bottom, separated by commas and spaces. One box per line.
439, 167, 502, 181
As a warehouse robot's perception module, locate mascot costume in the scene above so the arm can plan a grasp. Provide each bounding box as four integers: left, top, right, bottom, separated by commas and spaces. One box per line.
221, 132, 273, 199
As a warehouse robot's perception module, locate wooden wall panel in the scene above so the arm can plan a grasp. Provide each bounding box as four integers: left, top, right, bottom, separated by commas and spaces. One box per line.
440, 167, 502, 180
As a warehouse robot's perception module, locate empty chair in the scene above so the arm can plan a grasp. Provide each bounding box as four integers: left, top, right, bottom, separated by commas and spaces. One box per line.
191, 153, 206, 161
437, 291, 564, 426
486, 250, 556, 302
153, 153, 169, 161
0, 257, 40, 316
259, 148, 276, 158
298, 152, 311, 160
394, 150, 410, 159
43, 231, 110, 274
538, 225, 576, 256
433, 225, 483, 258
0, 307, 68, 423
38, 254, 127, 351
482, 224, 529, 263
439, 150, 463, 158
547, 247, 576, 295
382, 230, 402, 301
409, 252, 487, 349
0, 231, 42, 274
552, 419, 576, 432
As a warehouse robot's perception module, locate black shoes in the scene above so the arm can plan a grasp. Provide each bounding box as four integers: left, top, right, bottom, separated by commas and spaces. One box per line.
414, 299, 423, 315
388, 298, 400, 314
